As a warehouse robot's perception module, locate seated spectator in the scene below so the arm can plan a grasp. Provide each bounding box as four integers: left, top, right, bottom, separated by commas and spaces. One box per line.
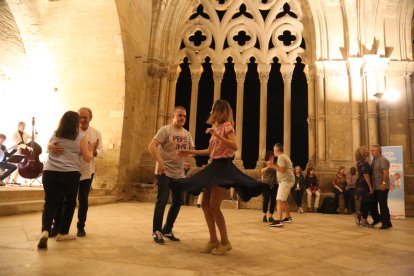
333, 166, 348, 213
291, 166, 305, 213
305, 167, 320, 212
346, 167, 357, 213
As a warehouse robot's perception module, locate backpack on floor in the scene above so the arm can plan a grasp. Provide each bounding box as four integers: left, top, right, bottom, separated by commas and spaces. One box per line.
318, 197, 337, 214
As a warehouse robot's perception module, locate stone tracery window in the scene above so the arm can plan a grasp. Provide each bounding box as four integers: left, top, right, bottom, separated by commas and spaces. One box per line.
177, 0, 304, 64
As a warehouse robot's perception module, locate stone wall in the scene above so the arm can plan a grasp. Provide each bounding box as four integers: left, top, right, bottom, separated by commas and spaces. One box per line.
4, 0, 125, 189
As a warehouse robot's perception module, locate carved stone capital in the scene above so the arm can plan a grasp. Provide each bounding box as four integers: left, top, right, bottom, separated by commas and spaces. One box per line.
281, 63, 295, 83
159, 65, 169, 79
235, 71, 246, 82
235, 64, 247, 82
190, 64, 203, 82
168, 65, 181, 81
258, 63, 271, 83
147, 59, 160, 77
346, 58, 363, 78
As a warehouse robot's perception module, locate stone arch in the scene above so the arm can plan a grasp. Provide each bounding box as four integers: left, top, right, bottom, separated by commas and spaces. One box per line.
152, 0, 312, 168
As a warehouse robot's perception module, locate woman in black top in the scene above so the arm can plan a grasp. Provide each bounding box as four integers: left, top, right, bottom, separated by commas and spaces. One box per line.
260, 151, 278, 222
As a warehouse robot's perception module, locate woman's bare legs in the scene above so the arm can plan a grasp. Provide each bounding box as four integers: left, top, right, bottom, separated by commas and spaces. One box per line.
209, 187, 228, 245
201, 188, 218, 243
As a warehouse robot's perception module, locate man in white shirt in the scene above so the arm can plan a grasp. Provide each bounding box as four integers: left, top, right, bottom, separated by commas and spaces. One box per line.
76, 107, 103, 237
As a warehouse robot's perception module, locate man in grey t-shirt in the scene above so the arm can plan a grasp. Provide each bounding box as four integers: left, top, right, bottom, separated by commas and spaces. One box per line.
148, 106, 194, 244
270, 143, 295, 227
370, 144, 392, 229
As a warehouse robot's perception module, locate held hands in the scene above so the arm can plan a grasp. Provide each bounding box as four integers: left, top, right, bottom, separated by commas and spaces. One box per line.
48, 140, 64, 154
177, 150, 195, 158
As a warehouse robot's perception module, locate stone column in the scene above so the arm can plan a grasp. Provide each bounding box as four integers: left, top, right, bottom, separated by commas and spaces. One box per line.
406, 66, 414, 163
156, 65, 169, 130
234, 64, 247, 167
281, 64, 295, 157
166, 65, 181, 123
189, 64, 203, 139
363, 55, 381, 146
212, 64, 225, 101
258, 64, 271, 161
377, 58, 390, 145
315, 61, 326, 161
304, 66, 316, 166
347, 58, 363, 153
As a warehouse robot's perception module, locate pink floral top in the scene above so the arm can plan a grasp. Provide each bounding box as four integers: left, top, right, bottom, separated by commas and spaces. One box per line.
209, 121, 235, 159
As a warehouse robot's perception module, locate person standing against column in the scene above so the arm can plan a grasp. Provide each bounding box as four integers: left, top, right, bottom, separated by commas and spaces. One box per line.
370, 144, 392, 229
148, 106, 195, 244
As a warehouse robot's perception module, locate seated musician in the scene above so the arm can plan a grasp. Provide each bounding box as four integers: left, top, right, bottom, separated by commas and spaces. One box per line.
0, 134, 18, 186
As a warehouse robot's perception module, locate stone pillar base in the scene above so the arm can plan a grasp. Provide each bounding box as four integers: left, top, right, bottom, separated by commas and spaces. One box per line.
232, 159, 244, 169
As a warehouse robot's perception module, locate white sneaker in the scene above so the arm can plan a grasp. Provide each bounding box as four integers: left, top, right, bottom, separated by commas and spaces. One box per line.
56, 234, 76, 242
37, 231, 49, 249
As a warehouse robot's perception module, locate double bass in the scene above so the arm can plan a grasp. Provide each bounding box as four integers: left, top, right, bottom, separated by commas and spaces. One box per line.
18, 117, 43, 179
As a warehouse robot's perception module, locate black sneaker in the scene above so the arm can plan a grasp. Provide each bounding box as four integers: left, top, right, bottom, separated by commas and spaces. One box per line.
153, 231, 165, 244
282, 217, 293, 223
162, 231, 180, 241
269, 220, 284, 227
268, 217, 275, 223
263, 216, 268, 222
49, 228, 58, 238
77, 228, 86, 237
380, 224, 392, 230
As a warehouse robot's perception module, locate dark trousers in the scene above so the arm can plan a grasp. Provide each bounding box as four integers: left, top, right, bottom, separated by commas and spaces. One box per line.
52, 175, 94, 231
152, 174, 183, 233
370, 189, 392, 226
360, 197, 372, 219
41, 171, 80, 234
0, 162, 17, 181
347, 188, 356, 212
291, 188, 304, 208
334, 189, 349, 210
262, 185, 277, 214
77, 175, 94, 229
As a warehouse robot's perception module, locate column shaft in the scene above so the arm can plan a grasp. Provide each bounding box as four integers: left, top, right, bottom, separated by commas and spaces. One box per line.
258, 64, 271, 161
234, 64, 247, 163
167, 66, 180, 123
315, 62, 326, 161
305, 66, 316, 165
281, 64, 294, 157
189, 64, 203, 139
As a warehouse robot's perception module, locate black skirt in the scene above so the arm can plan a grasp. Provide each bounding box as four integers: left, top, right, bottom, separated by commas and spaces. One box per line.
174, 158, 264, 202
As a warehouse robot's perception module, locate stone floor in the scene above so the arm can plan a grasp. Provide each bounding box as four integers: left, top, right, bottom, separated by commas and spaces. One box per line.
1, 202, 413, 276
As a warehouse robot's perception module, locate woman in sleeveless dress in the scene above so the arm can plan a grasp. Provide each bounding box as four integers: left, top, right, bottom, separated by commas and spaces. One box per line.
175, 99, 263, 255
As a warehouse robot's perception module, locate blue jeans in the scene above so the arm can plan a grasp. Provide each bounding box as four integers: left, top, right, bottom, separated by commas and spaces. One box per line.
152, 174, 183, 233
0, 162, 17, 181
